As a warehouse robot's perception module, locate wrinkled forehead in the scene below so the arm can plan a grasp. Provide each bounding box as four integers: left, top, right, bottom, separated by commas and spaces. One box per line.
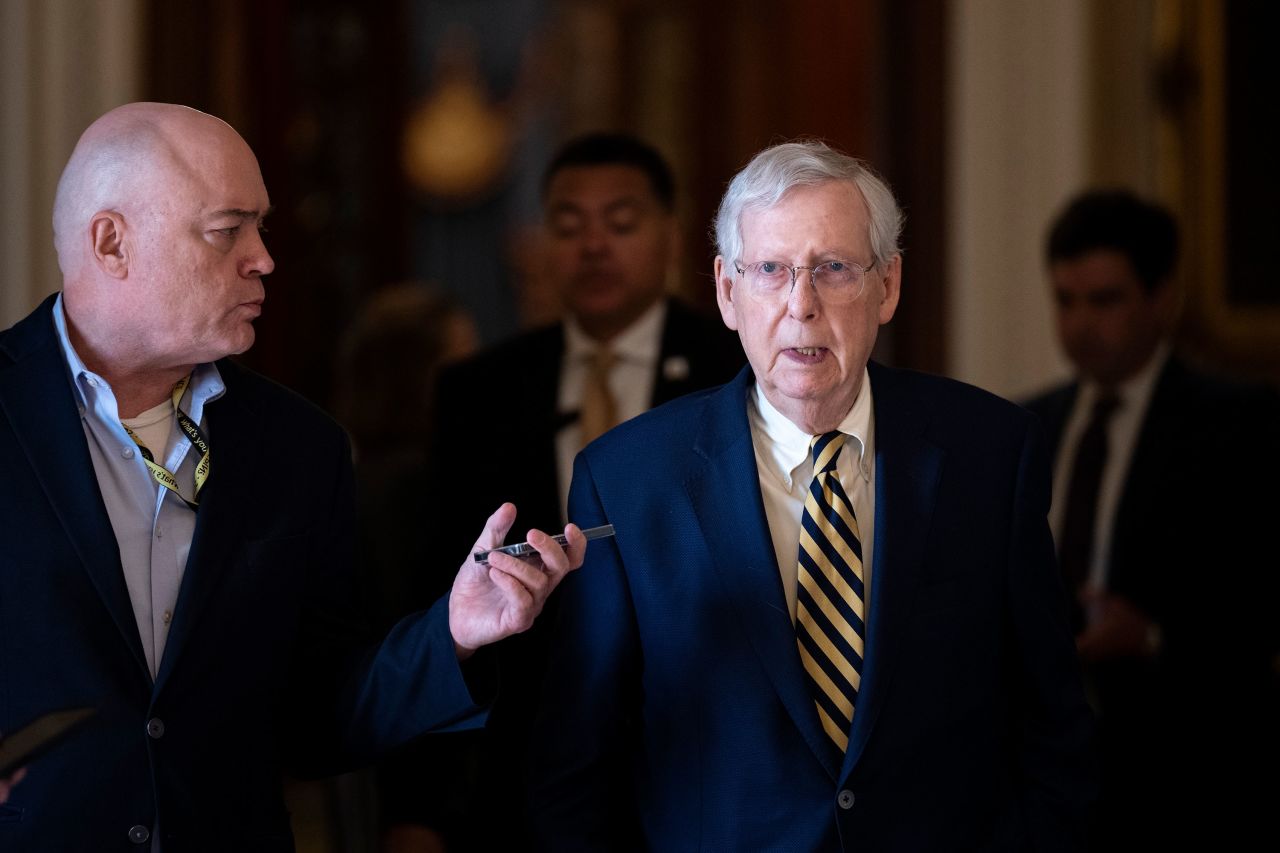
738, 181, 871, 249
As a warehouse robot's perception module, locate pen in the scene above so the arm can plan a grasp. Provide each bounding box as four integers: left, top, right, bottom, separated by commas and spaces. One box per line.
473, 524, 616, 564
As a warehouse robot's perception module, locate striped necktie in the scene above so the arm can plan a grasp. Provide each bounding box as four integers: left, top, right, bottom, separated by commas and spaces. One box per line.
795, 431, 866, 753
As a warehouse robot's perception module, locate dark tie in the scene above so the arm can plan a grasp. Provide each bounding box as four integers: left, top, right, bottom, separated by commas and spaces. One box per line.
795, 431, 866, 754
1057, 393, 1121, 631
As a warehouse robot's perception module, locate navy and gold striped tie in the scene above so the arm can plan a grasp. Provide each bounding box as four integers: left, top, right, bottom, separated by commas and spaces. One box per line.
796, 431, 865, 753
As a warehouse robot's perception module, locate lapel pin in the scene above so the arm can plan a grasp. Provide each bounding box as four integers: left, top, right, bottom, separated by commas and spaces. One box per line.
662, 356, 690, 382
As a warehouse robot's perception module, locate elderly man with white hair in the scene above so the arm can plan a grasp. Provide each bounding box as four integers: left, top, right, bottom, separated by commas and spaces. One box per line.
530, 140, 1096, 852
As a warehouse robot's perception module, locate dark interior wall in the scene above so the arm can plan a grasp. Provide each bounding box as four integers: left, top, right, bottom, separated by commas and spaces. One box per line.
144, 0, 949, 409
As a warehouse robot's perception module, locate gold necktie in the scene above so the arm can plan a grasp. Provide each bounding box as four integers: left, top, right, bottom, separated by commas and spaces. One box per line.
579, 346, 617, 447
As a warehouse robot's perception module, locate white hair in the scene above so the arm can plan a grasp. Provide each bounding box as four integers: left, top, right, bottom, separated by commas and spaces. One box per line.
713, 140, 904, 268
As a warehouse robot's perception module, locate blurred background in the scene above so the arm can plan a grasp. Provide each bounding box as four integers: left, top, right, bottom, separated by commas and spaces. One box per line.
3, 0, 1276, 407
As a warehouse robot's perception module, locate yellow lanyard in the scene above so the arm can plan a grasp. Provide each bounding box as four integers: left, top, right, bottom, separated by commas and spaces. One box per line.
123, 375, 210, 510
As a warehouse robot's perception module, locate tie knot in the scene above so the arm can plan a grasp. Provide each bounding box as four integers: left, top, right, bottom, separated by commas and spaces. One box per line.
589, 345, 616, 375
810, 431, 846, 474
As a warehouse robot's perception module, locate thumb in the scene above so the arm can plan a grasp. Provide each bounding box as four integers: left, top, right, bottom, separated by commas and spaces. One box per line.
473, 502, 518, 553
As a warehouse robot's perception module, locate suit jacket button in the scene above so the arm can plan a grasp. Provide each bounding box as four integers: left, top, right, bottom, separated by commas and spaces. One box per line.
837, 789, 856, 810
128, 824, 151, 844
146, 718, 165, 739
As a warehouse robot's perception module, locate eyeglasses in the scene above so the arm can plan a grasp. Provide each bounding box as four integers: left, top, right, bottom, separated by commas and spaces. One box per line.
734, 258, 876, 304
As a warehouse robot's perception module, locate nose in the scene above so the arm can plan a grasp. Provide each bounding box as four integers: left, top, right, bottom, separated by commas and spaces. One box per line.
786, 270, 819, 320
242, 227, 275, 278
579, 221, 609, 258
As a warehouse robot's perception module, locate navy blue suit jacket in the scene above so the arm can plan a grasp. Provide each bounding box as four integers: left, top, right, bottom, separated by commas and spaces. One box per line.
0, 296, 486, 852
532, 364, 1095, 851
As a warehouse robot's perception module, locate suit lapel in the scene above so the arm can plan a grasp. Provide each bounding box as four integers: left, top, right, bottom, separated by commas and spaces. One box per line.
153, 361, 252, 693
684, 369, 843, 780
842, 363, 944, 777
0, 297, 150, 678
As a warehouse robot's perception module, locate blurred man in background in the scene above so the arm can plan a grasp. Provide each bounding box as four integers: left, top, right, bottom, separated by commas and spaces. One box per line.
1024, 188, 1280, 850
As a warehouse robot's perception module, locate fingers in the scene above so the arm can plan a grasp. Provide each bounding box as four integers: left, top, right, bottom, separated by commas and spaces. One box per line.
526, 526, 580, 578
485, 550, 553, 601
560, 523, 588, 572
484, 561, 538, 632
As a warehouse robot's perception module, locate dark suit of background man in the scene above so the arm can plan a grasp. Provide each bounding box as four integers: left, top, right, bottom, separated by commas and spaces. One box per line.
530, 140, 1096, 851
0, 102, 584, 852
388, 133, 744, 850
1023, 189, 1280, 851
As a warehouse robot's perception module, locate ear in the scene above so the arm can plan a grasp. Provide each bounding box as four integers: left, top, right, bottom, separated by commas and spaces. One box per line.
876, 253, 902, 324
713, 256, 739, 330
90, 212, 129, 279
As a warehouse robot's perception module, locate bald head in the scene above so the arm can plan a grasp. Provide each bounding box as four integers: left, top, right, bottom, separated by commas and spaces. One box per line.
53, 103, 274, 395
52, 103, 254, 278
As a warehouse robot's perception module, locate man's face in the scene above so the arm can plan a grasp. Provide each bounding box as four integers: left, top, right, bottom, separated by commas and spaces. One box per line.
714, 181, 900, 430
544, 164, 677, 339
127, 131, 274, 368
1050, 249, 1169, 387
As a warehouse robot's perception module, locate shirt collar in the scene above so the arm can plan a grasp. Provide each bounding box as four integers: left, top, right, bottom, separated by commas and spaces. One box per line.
1078, 341, 1169, 419
53, 292, 226, 420
751, 367, 875, 490
52, 293, 93, 413
564, 298, 667, 365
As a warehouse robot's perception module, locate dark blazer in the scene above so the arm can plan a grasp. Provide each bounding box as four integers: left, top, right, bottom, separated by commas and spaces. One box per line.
531, 364, 1096, 852
0, 296, 486, 853
1023, 356, 1280, 847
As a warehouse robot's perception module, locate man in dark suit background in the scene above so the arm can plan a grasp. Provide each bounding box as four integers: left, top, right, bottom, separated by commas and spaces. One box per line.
434, 132, 744, 542
0, 102, 584, 852
1023, 189, 1280, 850
530, 140, 1096, 851
383, 132, 743, 852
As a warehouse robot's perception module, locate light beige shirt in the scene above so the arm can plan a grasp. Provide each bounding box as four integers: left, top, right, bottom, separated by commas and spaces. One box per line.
747, 369, 876, 624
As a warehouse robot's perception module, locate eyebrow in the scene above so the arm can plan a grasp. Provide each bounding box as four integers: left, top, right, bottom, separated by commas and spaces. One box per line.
208, 205, 274, 221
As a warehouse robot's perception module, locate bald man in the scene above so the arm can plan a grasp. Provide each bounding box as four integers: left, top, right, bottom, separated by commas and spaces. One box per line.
0, 103, 584, 851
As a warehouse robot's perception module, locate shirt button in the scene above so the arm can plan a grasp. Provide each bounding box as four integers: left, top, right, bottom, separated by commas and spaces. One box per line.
837, 789, 855, 810
163, 610, 173, 625
155, 527, 163, 540
122, 446, 135, 459
128, 824, 150, 844
146, 718, 165, 739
